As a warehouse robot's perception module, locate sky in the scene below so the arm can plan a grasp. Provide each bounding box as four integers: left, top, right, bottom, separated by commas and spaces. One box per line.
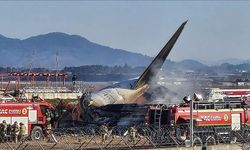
0, 1, 250, 64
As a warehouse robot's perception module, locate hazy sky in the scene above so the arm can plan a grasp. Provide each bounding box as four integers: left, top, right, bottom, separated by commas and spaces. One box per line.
0, 1, 250, 63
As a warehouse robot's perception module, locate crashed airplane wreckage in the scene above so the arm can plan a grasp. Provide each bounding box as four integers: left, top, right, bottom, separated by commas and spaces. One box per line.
80, 21, 187, 108
64, 21, 188, 126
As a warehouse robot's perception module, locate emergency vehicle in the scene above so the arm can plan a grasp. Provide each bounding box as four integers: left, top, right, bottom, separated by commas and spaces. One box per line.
145, 100, 250, 126
0, 97, 55, 140
145, 100, 250, 143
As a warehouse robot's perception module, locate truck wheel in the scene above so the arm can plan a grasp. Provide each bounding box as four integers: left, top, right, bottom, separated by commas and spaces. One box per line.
31, 126, 44, 141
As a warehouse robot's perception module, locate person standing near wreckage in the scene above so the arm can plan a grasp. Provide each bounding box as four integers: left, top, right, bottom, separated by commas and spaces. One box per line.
19, 122, 26, 142
100, 123, 108, 144
0, 120, 7, 140
129, 124, 137, 144
45, 109, 58, 143
45, 109, 52, 133
12, 121, 19, 143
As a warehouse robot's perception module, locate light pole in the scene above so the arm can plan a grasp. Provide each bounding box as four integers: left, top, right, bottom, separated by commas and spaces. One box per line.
1, 75, 3, 90
190, 99, 194, 147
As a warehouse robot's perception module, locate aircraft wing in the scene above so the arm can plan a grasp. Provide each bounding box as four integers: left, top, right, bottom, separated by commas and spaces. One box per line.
133, 21, 187, 89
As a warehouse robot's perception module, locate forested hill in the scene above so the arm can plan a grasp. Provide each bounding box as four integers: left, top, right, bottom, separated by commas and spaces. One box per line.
0, 32, 151, 67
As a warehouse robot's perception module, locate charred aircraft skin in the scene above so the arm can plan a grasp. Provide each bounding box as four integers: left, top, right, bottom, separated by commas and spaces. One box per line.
80, 21, 188, 109
81, 88, 178, 126
80, 87, 179, 126
82, 104, 148, 126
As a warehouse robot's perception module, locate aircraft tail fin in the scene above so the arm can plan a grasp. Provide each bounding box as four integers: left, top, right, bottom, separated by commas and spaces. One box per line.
133, 21, 187, 89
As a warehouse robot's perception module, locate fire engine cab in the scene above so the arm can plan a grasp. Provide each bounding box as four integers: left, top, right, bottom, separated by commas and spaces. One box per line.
0, 97, 55, 140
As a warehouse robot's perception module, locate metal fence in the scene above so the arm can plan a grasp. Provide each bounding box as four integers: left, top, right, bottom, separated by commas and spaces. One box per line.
1, 125, 250, 150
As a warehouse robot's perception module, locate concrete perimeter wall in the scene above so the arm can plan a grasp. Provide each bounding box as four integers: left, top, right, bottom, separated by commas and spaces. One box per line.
24, 92, 83, 100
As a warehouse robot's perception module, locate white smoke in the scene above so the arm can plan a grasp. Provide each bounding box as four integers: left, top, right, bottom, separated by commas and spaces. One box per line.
145, 67, 202, 105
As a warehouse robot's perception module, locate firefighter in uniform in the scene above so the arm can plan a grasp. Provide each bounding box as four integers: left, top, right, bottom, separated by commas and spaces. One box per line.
129, 124, 137, 144
7, 124, 11, 141
12, 121, 19, 143
45, 109, 52, 133
46, 109, 56, 143
0, 120, 7, 141
19, 122, 26, 141
100, 123, 108, 144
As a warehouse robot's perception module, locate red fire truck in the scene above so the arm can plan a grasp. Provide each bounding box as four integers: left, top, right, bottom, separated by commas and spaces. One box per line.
146, 101, 249, 127
0, 98, 55, 140
171, 101, 248, 128
144, 101, 250, 143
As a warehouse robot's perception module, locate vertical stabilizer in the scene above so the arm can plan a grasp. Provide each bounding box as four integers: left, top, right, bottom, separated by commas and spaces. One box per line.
134, 21, 187, 89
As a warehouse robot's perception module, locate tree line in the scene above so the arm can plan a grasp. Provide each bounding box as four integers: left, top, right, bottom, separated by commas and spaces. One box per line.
0, 65, 145, 82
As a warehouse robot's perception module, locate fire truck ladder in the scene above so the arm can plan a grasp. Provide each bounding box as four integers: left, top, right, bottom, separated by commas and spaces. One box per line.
154, 105, 162, 129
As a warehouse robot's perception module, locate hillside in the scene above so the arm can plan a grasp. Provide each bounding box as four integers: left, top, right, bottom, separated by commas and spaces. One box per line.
0, 33, 151, 67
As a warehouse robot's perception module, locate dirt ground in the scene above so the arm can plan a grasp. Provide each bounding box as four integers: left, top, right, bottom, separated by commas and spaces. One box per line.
0, 135, 153, 150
